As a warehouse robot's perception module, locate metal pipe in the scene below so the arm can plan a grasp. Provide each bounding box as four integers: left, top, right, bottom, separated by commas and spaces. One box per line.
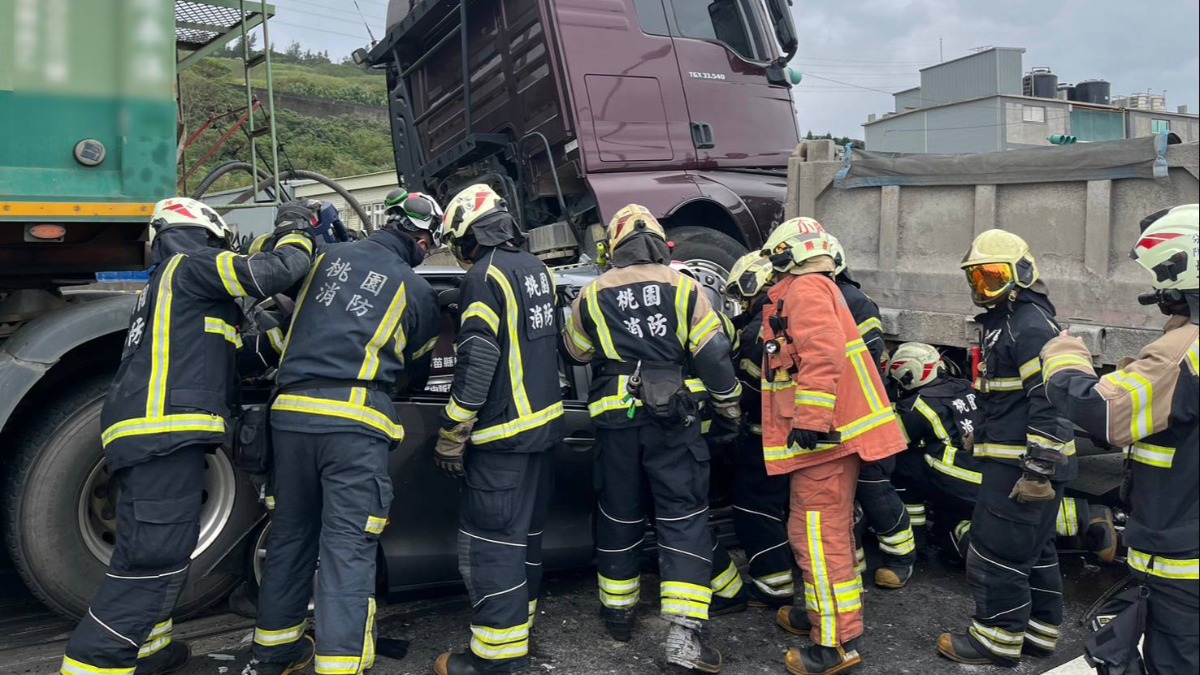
401, 25, 462, 78
260, 0, 281, 204
240, 0, 257, 192
413, 85, 464, 126
460, 0, 471, 135
518, 131, 577, 244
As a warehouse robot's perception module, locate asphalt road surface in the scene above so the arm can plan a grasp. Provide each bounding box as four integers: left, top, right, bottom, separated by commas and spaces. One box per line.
1, 549, 1125, 675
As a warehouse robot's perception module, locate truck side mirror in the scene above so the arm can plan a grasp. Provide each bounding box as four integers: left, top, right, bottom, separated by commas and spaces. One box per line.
764, 0, 798, 61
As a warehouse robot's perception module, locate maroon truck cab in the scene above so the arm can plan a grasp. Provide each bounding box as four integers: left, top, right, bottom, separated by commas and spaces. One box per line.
370, 0, 800, 269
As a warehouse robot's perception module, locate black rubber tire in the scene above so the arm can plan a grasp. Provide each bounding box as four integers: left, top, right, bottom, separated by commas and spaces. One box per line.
1, 376, 254, 620
666, 226, 747, 276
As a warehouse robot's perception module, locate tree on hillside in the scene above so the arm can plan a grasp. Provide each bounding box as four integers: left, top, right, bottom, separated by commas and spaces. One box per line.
804, 131, 866, 149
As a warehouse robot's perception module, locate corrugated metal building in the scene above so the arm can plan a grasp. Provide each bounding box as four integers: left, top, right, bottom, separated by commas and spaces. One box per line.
864, 48, 1199, 153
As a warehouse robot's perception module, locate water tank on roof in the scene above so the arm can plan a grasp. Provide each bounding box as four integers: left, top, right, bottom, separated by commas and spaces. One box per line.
1056, 83, 1075, 100
1075, 80, 1112, 105
1023, 68, 1058, 99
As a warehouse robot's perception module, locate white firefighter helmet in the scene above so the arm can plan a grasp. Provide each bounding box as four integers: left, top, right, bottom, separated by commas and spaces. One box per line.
827, 234, 849, 277
887, 342, 945, 391
150, 197, 236, 247
445, 184, 505, 244
1131, 204, 1199, 291
960, 229, 1040, 306
724, 251, 775, 299
761, 217, 834, 274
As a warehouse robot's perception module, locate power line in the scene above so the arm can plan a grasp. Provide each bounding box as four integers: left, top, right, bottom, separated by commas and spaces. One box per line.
271, 19, 373, 42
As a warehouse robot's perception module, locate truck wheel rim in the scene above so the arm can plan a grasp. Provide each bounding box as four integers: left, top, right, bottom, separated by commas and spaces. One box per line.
77, 451, 238, 564
252, 523, 316, 610
681, 258, 740, 316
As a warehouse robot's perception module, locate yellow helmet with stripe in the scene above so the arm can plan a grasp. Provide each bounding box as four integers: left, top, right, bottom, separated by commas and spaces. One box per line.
606, 204, 667, 252
724, 252, 774, 299
961, 229, 1040, 306
761, 217, 834, 274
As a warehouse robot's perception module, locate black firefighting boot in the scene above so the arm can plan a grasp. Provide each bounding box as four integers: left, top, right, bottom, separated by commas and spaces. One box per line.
254, 636, 315, 675
784, 638, 863, 675
937, 632, 1008, 667
432, 650, 496, 675
664, 618, 722, 673
775, 606, 812, 637
1085, 505, 1118, 564
602, 607, 634, 643
746, 583, 793, 610
133, 640, 192, 675
708, 588, 748, 617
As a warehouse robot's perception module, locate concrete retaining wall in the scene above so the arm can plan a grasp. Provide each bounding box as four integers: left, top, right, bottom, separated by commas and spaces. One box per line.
786, 139, 1200, 364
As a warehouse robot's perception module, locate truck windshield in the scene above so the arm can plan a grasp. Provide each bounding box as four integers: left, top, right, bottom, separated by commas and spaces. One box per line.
669, 0, 775, 63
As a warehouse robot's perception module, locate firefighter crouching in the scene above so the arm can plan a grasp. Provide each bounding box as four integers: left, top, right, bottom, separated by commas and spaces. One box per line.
561, 204, 741, 672
1041, 204, 1199, 675
714, 252, 797, 609
432, 186, 565, 675
938, 229, 1077, 667
827, 235, 916, 590
761, 218, 907, 675
60, 199, 314, 675
251, 205, 442, 675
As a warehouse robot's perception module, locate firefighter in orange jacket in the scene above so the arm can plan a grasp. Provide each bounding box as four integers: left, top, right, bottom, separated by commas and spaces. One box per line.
760, 218, 908, 675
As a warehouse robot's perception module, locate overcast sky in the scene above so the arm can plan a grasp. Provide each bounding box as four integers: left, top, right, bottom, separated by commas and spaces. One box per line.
267, 0, 1200, 138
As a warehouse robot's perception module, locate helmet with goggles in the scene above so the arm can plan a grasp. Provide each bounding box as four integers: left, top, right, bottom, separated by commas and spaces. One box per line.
960, 229, 1040, 307
761, 217, 834, 274
725, 252, 775, 299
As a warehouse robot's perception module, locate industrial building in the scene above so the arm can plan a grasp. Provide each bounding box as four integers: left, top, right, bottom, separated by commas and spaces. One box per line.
863, 47, 1199, 153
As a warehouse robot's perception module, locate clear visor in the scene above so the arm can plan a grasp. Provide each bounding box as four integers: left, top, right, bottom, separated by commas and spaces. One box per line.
964, 262, 1016, 304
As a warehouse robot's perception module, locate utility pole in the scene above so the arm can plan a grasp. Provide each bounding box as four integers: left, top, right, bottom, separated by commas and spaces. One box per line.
939, 37, 943, 62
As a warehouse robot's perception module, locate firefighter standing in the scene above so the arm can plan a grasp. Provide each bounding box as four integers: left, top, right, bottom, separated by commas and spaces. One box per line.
251, 210, 441, 675
762, 218, 907, 675
431, 186, 564, 675
827, 235, 916, 590
562, 204, 741, 672
938, 229, 1077, 667
1041, 204, 1199, 675
61, 198, 314, 675
721, 253, 796, 608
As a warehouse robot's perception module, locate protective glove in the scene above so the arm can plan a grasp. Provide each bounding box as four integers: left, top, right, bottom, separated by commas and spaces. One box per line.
434, 419, 475, 478
315, 201, 352, 244
788, 428, 821, 452
1009, 473, 1056, 503
708, 401, 742, 445
262, 200, 320, 251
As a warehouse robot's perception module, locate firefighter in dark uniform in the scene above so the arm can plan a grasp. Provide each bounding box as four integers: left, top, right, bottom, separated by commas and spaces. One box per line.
827, 235, 916, 590
430, 185, 564, 675
721, 253, 796, 608
1041, 204, 1199, 675
60, 198, 314, 675
562, 204, 741, 672
251, 210, 441, 675
938, 229, 1078, 667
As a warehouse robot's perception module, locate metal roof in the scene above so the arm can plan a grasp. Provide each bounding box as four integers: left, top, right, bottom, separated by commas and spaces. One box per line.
175, 0, 275, 68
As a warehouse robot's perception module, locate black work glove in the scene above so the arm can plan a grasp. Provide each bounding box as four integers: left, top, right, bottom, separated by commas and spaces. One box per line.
788, 428, 821, 452
262, 200, 320, 251
708, 401, 742, 445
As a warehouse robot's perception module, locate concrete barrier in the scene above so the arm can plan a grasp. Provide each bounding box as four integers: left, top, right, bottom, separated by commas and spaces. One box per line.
786, 139, 1200, 364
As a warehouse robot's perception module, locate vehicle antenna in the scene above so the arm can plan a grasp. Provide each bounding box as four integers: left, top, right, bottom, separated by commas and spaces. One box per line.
351, 0, 377, 46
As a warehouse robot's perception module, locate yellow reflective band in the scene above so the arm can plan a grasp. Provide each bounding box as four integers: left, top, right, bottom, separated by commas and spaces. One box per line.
266, 326, 285, 354
845, 338, 869, 357
445, 397, 476, 423
674, 275, 693, 348
877, 528, 916, 556
924, 453, 982, 484
913, 398, 950, 442
806, 510, 838, 647
590, 376, 639, 417
273, 394, 404, 440
585, 283, 619, 360
689, 311, 721, 351
1128, 549, 1199, 580
749, 423, 763, 435
254, 622, 307, 647
1027, 618, 1060, 637
795, 390, 837, 410
711, 561, 744, 598
700, 419, 712, 434
1042, 353, 1093, 379
102, 414, 225, 447
146, 255, 184, 417
762, 378, 796, 392
970, 620, 1024, 658
60, 656, 136, 675
660, 599, 709, 620
1024, 631, 1057, 650
764, 407, 898, 464
1019, 357, 1042, 382
137, 635, 170, 659
979, 377, 1024, 392
1056, 498, 1079, 537
848, 341, 886, 413
203, 317, 242, 348
974, 443, 1025, 460
954, 520, 972, 542
148, 619, 172, 639
566, 318, 593, 354
470, 402, 564, 445
357, 282, 407, 381
897, 414, 911, 443
363, 597, 377, 672
1188, 340, 1199, 376
756, 571, 794, 589
686, 378, 707, 395
598, 574, 641, 609
462, 301, 500, 335
365, 515, 387, 535
739, 357, 762, 378
413, 335, 439, 360
276, 232, 313, 255
1106, 370, 1154, 441
265, 495, 276, 511
215, 251, 248, 298
314, 654, 361, 675
1129, 441, 1175, 468
470, 622, 530, 660
278, 253, 325, 365
833, 577, 863, 613
488, 267, 534, 417
857, 316, 883, 337
1027, 433, 1077, 456
661, 581, 713, 603
528, 600, 539, 626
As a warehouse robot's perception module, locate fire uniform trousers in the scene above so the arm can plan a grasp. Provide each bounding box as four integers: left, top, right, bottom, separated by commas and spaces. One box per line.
1042, 319, 1199, 674
760, 272, 906, 648
254, 231, 440, 674
962, 290, 1078, 665
563, 263, 740, 624
726, 301, 794, 603
61, 233, 313, 675
443, 246, 564, 671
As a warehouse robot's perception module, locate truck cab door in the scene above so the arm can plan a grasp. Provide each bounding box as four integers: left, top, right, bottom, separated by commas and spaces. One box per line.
654, 0, 800, 168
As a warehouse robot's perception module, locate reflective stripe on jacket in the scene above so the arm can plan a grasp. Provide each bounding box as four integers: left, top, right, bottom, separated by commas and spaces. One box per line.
893, 377, 985, 502
760, 273, 905, 474
836, 278, 886, 373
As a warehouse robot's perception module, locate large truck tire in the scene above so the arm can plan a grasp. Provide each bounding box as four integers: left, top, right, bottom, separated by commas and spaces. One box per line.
2, 376, 255, 620
667, 226, 748, 314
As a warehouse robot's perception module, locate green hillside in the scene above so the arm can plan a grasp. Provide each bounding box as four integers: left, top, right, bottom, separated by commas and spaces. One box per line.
178, 46, 393, 196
